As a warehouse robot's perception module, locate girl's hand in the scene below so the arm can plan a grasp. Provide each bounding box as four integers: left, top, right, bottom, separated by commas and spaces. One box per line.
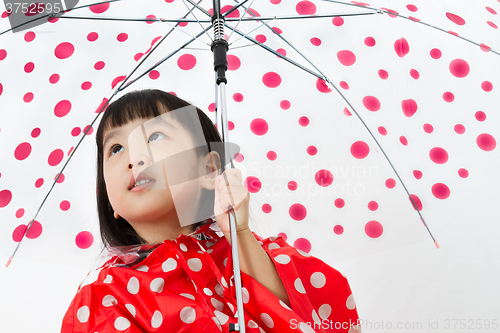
213, 168, 250, 243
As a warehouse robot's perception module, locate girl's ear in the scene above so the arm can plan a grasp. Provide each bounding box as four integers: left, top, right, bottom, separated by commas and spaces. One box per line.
201, 151, 221, 190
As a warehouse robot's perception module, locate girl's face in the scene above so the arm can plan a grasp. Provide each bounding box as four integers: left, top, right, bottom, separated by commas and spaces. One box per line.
102, 111, 218, 237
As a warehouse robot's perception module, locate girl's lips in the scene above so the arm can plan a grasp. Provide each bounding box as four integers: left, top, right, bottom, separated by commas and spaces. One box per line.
130, 180, 156, 192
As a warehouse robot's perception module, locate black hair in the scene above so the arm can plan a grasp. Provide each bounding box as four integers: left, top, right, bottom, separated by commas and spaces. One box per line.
95, 89, 225, 247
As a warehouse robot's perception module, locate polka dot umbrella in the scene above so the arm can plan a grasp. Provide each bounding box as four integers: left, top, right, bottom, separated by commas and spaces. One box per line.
0, 0, 499, 331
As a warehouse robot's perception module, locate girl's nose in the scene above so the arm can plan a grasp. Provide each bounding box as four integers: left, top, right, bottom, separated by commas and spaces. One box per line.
129, 158, 148, 169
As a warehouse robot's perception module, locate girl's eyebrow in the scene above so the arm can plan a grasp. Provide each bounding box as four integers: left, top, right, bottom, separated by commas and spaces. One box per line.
103, 129, 122, 149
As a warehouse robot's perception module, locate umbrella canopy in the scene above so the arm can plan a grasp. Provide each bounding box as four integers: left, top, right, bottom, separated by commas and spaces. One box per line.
0, 0, 499, 332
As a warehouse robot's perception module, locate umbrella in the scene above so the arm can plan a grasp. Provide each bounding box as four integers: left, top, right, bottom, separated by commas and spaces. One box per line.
1, 0, 499, 331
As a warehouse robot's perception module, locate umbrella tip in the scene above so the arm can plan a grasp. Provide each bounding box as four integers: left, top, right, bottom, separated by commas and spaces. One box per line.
434, 240, 440, 249
5, 255, 12, 268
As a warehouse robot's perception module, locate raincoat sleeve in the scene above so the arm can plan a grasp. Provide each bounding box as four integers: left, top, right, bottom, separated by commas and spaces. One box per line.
223, 233, 361, 332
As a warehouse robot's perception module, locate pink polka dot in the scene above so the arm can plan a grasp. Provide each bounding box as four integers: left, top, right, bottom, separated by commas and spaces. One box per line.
71, 127, 81, 136
368, 201, 378, 211
486, 6, 497, 14
315, 169, 333, 187
480, 43, 491, 52
307, 146, 317, 156
24, 31, 35, 42
394, 38, 410, 57
146, 15, 157, 24
365, 221, 383, 238
23, 92, 34, 103
0, 49, 6, 60
401, 99, 417, 117
310, 37, 321, 46
84, 125, 93, 136
15, 208, 24, 218
446, 12, 465, 25
87, 32, 98, 42
385, 178, 396, 189
364, 37, 375, 47
449, 59, 469, 78
382, 7, 399, 17
296, 1, 316, 15
31, 128, 41, 138
333, 225, 344, 235
233, 151, 242, 161
117, 33, 128, 42
299, 116, 309, 126
316, 79, 331, 93
0, 190, 12, 208
90, 3, 109, 13
487, 21, 498, 29
400, 136, 408, 146
250, 118, 268, 135
344, 108, 352, 116
94, 61, 105, 70
454, 124, 465, 134
280, 100, 291, 110
60, 200, 70, 211
55, 42, 74, 59
378, 126, 387, 135
271, 27, 282, 34
363, 96, 380, 111
288, 181, 297, 191
15, 142, 31, 160
276, 48, 286, 58
339, 81, 349, 90
49, 74, 59, 84
277, 233, 287, 241
443, 92, 454, 102
81, 81, 92, 90
75, 231, 94, 249
424, 123, 433, 133
54, 173, 65, 183
378, 69, 388, 79
263, 150, 275, 161
293, 238, 311, 253
47, 16, 58, 23
475, 111, 486, 121
221, 5, 240, 18
233, 93, 243, 102
35, 178, 44, 188
458, 168, 469, 178
262, 72, 281, 88
12, 225, 27, 242
337, 50, 356, 66
476, 133, 496, 151
413, 170, 422, 179
227, 55, 241, 70
255, 34, 266, 43
430, 48, 442, 59
26, 221, 43, 239
111, 75, 126, 89
334, 198, 345, 208
262, 204, 272, 213
177, 54, 196, 70
481, 81, 493, 92
332, 17, 344, 26
55, 100, 71, 117
409, 194, 422, 210
429, 147, 448, 164
270, 0, 281, 4
48, 149, 64, 166
351, 141, 369, 159
244, 176, 262, 193
24, 62, 34, 73
432, 183, 450, 199
407, 4, 418, 12
289, 203, 307, 221
134, 53, 143, 61
410, 69, 419, 79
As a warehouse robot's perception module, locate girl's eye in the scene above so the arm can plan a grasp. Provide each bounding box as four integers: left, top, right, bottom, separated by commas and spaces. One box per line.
109, 145, 123, 156
148, 132, 167, 143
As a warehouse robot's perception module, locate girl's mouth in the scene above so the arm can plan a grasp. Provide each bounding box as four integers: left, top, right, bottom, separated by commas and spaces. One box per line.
130, 179, 156, 192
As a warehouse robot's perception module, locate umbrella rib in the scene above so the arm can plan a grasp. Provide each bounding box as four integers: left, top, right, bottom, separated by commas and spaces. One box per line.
321, 0, 500, 56
226, 0, 256, 42
181, 0, 213, 43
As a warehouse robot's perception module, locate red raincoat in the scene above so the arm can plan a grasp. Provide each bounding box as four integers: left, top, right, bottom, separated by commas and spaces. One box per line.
61, 221, 360, 332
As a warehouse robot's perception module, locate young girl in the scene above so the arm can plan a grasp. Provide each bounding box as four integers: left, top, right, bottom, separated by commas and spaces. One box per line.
61, 89, 361, 332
